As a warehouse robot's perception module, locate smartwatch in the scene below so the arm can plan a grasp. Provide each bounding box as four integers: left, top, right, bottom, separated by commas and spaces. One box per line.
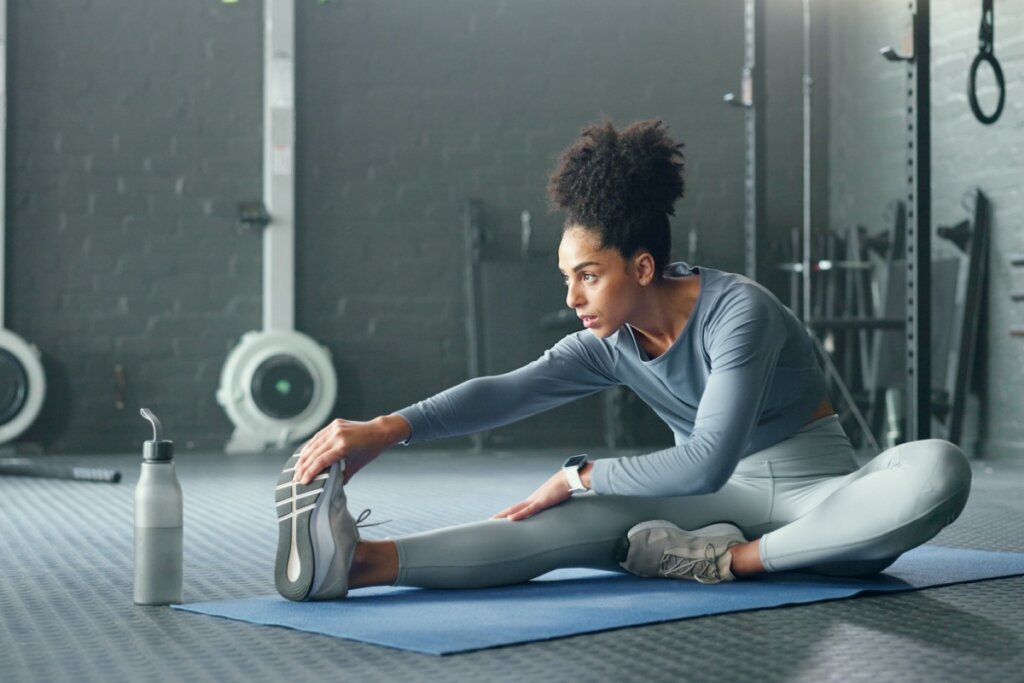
562, 454, 589, 493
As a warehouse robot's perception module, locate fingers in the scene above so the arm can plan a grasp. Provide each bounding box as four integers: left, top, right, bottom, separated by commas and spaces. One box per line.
492, 500, 537, 521
292, 421, 348, 484
297, 454, 328, 485
492, 501, 528, 520
508, 504, 538, 522
294, 435, 325, 481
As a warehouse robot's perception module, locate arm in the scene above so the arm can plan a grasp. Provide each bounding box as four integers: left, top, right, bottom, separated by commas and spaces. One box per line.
397, 332, 617, 444
492, 461, 595, 521
491, 348, 779, 519
294, 332, 616, 485
293, 414, 411, 485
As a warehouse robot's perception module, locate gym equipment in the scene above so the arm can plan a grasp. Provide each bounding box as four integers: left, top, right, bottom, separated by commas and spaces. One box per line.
176, 545, 1024, 655
1010, 254, 1024, 337
880, 0, 932, 441
0, 0, 46, 448
724, 0, 765, 280
789, 187, 989, 450
217, 0, 336, 453
0, 458, 120, 483
936, 190, 989, 443
968, 0, 1005, 125
462, 201, 484, 451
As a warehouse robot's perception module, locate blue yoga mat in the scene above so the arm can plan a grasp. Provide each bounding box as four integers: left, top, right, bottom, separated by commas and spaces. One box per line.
173, 546, 1024, 655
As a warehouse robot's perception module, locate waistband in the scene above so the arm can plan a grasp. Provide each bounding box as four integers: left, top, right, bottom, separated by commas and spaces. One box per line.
732, 415, 859, 478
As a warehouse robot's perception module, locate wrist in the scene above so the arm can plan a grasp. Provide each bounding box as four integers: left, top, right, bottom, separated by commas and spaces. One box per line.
579, 462, 594, 490
375, 414, 412, 446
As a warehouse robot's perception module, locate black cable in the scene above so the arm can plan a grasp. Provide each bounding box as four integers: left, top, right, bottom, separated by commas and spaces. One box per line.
0, 458, 122, 483
968, 0, 1005, 125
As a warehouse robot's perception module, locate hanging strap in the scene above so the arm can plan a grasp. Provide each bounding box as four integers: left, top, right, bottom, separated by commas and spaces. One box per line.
968, 0, 1005, 124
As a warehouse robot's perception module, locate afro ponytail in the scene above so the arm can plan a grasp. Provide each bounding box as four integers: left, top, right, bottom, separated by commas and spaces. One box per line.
547, 119, 684, 274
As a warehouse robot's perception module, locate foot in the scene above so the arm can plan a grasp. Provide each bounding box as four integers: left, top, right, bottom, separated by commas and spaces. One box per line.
274, 454, 359, 601
619, 521, 746, 584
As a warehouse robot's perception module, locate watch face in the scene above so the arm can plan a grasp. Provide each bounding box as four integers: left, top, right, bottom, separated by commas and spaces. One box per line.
564, 454, 587, 469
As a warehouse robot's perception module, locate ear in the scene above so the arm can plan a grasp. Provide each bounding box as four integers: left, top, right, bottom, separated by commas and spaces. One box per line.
632, 251, 655, 286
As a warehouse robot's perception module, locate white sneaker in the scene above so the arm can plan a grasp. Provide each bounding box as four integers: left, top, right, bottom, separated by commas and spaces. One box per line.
274, 454, 360, 601
620, 521, 746, 584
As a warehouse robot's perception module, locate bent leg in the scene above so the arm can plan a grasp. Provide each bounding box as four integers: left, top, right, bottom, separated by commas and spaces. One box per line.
392, 475, 772, 589
760, 439, 972, 576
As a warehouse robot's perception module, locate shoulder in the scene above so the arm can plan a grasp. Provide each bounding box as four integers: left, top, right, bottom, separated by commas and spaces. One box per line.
696, 268, 790, 341
547, 330, 622, 372
702, 267, 782, 315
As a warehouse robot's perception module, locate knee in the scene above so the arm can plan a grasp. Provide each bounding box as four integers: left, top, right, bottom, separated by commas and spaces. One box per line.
916, 439, 972, 518
927, 439, 971, 489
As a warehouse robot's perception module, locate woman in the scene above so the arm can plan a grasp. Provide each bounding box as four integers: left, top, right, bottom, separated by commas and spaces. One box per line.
274, 120, 971, 601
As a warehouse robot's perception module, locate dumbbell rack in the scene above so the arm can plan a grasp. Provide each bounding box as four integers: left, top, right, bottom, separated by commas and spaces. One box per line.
1008, 256, 1024, 336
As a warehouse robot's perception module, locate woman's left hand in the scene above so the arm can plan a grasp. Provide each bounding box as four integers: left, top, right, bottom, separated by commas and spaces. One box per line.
492, 471, 572, 521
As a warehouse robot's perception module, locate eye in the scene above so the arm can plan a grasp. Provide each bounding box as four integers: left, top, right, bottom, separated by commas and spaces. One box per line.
582, 272, 597, 283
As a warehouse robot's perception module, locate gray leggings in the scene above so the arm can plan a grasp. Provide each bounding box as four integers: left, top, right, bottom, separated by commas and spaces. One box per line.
392, 416, 972, 588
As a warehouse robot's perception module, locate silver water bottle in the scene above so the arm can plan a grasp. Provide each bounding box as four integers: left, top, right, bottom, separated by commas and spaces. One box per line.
134, 408, 183, 605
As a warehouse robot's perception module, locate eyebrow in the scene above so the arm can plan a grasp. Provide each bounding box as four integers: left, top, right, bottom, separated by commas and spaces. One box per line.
559, 260, 603, 274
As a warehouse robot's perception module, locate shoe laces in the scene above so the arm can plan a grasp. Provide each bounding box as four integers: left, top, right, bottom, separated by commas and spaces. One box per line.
660, 542, 722, 584
354, 508, 390, 528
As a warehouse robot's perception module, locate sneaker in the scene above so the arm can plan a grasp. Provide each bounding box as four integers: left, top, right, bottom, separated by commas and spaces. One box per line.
620, 520, 746, 584
274, 454, 359, 601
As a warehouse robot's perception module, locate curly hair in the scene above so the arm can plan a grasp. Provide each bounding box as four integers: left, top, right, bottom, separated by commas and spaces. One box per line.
547, 119, 685, 275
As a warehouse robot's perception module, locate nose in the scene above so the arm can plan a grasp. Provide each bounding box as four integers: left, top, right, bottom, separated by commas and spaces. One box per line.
566, 280, 584, 309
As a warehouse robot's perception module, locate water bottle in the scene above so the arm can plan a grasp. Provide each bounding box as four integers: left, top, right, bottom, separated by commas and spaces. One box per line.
134, 408, 183, 605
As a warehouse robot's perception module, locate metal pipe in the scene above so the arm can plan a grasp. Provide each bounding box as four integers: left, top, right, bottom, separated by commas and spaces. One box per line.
906, 0, 931, 441
263, 0, 296, 332
801, 0, 812, 323
731, 0, 765, 282
1, 0, 7, 326
749, 0, 765, 282
462, 201, 484, 451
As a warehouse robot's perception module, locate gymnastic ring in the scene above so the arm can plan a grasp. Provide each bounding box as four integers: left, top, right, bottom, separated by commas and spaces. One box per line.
968, 50, 1005, 125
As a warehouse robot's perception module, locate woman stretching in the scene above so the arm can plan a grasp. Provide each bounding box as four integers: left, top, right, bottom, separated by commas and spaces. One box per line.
273, 119, 971, 601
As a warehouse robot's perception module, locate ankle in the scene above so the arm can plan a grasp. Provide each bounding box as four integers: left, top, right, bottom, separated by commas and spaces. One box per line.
348, 541, 373, 587
349, 539, 399, 588
729, 539, 765, 577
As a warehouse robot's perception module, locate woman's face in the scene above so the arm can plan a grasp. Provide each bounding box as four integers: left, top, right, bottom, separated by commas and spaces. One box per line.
557, 225, 645, 338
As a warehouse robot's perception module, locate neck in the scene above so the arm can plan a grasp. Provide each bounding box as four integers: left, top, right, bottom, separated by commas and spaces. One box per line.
629, 274, 700, 358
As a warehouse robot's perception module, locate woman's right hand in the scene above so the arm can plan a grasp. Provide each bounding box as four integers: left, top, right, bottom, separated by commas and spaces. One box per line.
292, 414, 411, 486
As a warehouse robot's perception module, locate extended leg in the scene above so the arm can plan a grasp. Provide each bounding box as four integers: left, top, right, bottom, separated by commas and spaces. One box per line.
386, 474, 773, 589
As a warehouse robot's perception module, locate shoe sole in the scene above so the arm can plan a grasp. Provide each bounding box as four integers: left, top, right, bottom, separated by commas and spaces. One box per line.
274, 454, 336, 601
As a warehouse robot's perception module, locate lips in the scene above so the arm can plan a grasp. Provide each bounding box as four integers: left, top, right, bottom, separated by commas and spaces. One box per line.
579, 315, 597, 329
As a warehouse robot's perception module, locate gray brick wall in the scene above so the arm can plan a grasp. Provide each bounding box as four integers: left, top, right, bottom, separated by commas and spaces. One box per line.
827, 0, 1024, 458
293, 0, 748, 451
8, 1, 263, 452
6, 1, 801, 453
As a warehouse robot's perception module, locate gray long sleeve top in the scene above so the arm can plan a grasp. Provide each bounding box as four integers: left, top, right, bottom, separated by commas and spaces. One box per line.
396, 262, 828, 497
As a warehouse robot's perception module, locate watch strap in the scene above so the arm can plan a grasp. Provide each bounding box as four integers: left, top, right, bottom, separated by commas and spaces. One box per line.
562, 458, 587, 493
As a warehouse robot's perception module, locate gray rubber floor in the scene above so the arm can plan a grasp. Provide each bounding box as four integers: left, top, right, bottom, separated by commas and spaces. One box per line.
2, 447, 1023, 683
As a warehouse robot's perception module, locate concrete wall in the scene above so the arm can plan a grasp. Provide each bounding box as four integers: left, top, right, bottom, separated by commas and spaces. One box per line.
7, 0, 756, 453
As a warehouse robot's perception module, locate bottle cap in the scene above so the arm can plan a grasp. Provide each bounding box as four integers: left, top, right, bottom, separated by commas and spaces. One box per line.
140, 408, 174, 462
